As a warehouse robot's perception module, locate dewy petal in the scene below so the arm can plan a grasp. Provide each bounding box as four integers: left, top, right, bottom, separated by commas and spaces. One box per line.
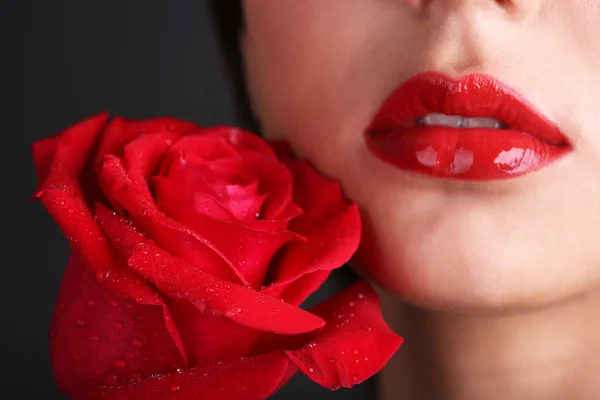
94, 117, 200, 212
32, 114, 171, 305
262, 160, 361, 304
165, 299, 261, 368
97, 205, 326, 335
96, 352, 289, 400
156, 200, 303, 289
50, 255, 186, 400
285, 281, 403, 390
100, 156, 247, 286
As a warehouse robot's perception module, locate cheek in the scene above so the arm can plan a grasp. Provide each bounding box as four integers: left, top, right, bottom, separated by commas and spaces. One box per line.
242, 2, 412, 149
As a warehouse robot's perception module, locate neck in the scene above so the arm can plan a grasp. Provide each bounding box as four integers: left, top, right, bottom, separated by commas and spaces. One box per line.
378, 291, 600, 400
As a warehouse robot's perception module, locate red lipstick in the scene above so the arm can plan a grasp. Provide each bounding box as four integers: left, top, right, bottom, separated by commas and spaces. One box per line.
366, 72, 571, 180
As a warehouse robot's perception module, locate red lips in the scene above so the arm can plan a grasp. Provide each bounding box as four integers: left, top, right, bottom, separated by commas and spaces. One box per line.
366, 72, 571, 180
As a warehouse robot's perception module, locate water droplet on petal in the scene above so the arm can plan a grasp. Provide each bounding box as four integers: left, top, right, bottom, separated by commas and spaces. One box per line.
76, 319, 86, 328
114, 321, 123, 330
87, 299, 96, 308
358, 293, 365, 300
352, 375, 359, 382
131, 338, 143, 348
363, 325, 373, 332
104, 373, 120, 385
113, 360, 127, 369
170, 385, 180, 393
124, 351, 136, 360
352, 349, 359, 356
89, 334, 101, 342
308, 367, 315, 373
129, 371, 142, 381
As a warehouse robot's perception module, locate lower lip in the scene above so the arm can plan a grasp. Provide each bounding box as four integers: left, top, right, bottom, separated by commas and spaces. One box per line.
367, 126, 570, 181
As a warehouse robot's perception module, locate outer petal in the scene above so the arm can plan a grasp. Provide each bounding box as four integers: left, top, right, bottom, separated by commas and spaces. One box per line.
262, 160, 361, 304
97, 352, 290, 400
33, 115, 158, 301
96, 204, 326, 335
285, 281, 403, 389
50, 255, 186, 400
165, 299, 261, 368
32, 136, 59, 184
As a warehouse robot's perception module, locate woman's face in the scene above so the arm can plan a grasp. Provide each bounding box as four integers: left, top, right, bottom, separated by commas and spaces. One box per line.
240, 1, 600, 312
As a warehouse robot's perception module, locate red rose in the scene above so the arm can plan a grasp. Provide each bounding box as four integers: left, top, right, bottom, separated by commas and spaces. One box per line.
33, 114, 402, 400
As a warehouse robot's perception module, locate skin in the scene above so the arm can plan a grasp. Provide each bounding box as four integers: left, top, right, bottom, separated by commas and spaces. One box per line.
239, 1, 600, 398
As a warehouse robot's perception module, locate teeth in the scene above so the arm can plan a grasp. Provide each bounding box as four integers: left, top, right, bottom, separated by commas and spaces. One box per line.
418, 113, 504, 129
461, 117, 504, 129
420, 113, 463, 128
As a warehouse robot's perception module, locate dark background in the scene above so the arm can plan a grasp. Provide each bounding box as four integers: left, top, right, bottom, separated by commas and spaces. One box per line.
2, 1, 374, 399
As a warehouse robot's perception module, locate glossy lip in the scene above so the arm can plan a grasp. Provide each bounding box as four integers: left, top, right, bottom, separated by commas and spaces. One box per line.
365, 72, 572, 181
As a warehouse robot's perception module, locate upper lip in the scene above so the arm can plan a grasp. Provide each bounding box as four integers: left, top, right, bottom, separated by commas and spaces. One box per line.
367, 72, 570, 147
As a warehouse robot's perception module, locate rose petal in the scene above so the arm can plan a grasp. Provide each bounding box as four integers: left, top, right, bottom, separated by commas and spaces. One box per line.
165, 299, 261, 368
122, 132, 182, 181
50, 255, 186, 400
33, 114, 174, 307
214, 126, 278, 159
96, 204, 326, 335
244, 154, 296, 220
152, 176, 235, 223
32, 136, 59, 184
156, 200, 303, 289
265, 270, 333, 306
167, 154, 265, 222
285, 281, 403, 389
96, 352, 290, 400
94, 117, 200, 213
100, 156, 247, 285
95, 116, 200, 170
165, 133, 240, 162
273, 362, 299, 393
262, 160, 361, 304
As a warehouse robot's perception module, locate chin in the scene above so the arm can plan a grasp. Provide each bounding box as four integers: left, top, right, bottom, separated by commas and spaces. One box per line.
352, 209, 593, 314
